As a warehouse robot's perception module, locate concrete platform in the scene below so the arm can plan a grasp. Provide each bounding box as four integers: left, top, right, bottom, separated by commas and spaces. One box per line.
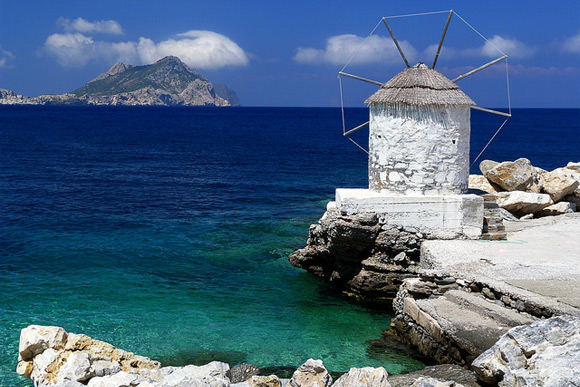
335, 188, 483, 239
421, 213, 580, 312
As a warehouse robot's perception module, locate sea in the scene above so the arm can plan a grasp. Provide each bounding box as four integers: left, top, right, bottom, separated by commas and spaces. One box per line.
0, 106, 578, 385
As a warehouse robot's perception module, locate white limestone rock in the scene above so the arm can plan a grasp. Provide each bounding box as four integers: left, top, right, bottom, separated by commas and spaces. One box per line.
29, 348, 62, 386
86, 371, 141, 387
156, 362, 231, 387
478, 160, 499, 176
566, 161, 580, 173
471, 315, 580, 386
537, 201, 576, 217
542, 167, 580, 203
289, 359, 332, 387
332, 367, 391, 387
484, 158, 542, 192
19, 325, 68, 361
410, 377, 465, 387
468, 174, 498, 194
247, 375, 282, 387
494, 191, 552, 217
54, 351, 92, 384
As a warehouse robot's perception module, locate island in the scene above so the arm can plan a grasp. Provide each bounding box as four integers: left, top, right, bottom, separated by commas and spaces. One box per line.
0, 56, 240, 107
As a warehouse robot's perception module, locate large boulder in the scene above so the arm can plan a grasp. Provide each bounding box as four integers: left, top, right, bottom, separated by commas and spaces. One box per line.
494, 191, 552, 217
471, 315, 580, 386
478, 160, 499, 175
537, 201, 576, 217
542, 167, 579, 202
484, 158, 542, 192
332, 367, 391, 387
468, 175, 499, 194
19, 325, 68, 361
288, 359, 332, 387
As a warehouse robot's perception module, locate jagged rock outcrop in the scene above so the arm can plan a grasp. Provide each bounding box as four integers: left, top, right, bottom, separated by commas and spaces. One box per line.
289, 207, 423, 303
471, 315, 580, 386
0, 56, 239, 107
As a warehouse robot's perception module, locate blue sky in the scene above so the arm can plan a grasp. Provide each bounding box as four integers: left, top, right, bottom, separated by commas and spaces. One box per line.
1, 0, 579, 107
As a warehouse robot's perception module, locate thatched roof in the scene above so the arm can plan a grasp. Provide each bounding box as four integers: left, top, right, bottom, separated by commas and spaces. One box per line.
365, 62, 475, 106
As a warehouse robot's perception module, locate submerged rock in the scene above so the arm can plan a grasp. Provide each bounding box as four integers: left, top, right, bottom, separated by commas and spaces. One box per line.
471, 315, 580, 386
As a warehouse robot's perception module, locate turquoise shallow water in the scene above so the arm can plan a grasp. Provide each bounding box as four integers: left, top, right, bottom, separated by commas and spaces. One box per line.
0, 106, 427, 386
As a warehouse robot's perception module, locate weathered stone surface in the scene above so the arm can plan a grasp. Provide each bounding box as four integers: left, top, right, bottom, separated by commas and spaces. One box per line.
247, 375, 282, 387
566, 161, 580, 173
86, 371, 141, 387
537, 201, 576, 216
542, 167, 580, 202
289, 359, 332, 387
563, 193, 580, 210
154, 362, 231, 386
468, 174, 498, 193
332, 367, 390, 387
19, 325, 68, 361
479, 160, 499, 176
494, 191, 552, 217
231, 364, 260, 383
18, 325, 162, 386
484, 158, 541, 192
289, 209, 421, 302
410, 377, 465, 387
388, 364, 479, 387
471, 315, 580, 386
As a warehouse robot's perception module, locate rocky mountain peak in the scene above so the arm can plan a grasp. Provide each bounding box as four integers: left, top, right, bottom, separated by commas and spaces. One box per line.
1, 56, 240, 107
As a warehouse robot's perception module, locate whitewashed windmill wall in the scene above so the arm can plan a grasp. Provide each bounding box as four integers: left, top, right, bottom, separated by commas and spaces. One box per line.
365, 63, 475, 196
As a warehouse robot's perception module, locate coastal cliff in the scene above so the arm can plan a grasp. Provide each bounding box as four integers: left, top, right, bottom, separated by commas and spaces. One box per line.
0, 56, 239, 107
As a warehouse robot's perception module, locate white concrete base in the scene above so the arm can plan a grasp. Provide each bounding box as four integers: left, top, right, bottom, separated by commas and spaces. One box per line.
335, 188, 484, 239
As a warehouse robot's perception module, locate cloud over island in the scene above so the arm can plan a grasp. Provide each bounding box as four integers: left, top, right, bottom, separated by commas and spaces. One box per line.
44, 18, 249, 69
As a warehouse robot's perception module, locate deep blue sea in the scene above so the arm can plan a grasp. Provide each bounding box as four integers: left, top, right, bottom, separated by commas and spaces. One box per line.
0, 106, 578, 385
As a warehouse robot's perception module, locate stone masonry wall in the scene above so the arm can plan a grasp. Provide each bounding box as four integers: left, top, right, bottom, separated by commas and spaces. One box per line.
368, 103, 471, 195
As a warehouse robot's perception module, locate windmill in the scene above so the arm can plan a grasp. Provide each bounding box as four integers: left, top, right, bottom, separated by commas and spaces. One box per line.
333, 10, 510, 238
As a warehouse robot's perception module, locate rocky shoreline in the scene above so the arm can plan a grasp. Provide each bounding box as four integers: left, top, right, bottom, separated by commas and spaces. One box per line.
15, 160, 580, 386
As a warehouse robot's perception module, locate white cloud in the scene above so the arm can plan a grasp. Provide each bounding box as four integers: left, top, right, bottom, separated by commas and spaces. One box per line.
44, 33, 98, 66
0, 47, 15, 67
57, 17, 123, 35
481, 35, 535, 58
562, 30, 580, 54
294, 34, 417, 65
423, 35, 535, 62
137, 31, 249, 68
43, 30, 249, 69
